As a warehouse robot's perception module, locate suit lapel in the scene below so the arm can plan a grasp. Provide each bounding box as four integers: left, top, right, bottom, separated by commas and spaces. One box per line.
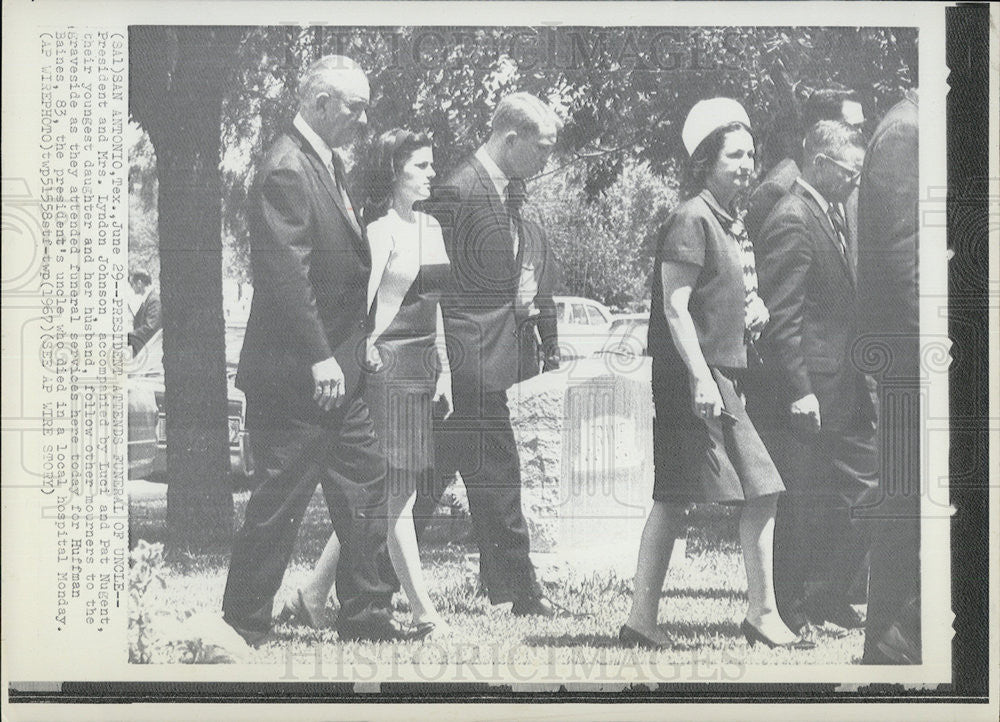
290, 127, 369, 261
469, 156, 510, 218
468, 157, 518, 267
795, 184, 853, 286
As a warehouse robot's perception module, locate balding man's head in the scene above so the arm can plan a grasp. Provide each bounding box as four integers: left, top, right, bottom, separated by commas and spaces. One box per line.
802, 120, 865, 202
491, 92, 562, 139
487, 92, 562, 179
298, 55, 370, 148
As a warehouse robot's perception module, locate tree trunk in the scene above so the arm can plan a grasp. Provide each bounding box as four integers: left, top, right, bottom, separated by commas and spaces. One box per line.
131, 27, 242, 551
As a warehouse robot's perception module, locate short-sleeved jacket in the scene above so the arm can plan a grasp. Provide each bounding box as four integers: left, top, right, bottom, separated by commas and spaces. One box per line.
649, 192, 748, 370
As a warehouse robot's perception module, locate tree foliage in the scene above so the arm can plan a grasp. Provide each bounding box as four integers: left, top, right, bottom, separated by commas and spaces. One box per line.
532, 160, 677, 309
136, 25, 917, 293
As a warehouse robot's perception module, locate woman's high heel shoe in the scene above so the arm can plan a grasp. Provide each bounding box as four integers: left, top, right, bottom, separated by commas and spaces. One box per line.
619, 624, 672, 650
280, 589, 322, 629
741, 618, 816, 650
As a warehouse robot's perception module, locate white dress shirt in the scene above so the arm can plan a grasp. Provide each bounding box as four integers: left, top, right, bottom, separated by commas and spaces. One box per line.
293, 113, 362, 236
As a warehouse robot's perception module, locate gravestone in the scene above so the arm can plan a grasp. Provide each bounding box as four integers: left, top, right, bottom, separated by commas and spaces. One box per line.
550, 360, 655, 571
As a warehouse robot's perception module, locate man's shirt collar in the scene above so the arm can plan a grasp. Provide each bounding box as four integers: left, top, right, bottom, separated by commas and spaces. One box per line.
294, 113, 336, 168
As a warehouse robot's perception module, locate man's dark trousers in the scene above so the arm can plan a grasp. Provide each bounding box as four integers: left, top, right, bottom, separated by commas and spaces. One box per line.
222, 386, 393, 637
425, 387, 540, 603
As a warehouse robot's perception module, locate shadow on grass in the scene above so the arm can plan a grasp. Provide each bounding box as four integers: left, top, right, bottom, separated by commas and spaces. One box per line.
524, 619, 743, 650
523, 632, 632, 649
662, 586, 745, 601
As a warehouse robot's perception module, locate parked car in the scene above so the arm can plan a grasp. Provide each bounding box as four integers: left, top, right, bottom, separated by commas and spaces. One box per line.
552, 295, 615, 358
597, 315, 649, 359
127, 326, 253, 482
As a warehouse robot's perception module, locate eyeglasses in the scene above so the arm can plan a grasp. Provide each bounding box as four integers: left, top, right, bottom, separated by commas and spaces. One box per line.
818, 153, 862, 183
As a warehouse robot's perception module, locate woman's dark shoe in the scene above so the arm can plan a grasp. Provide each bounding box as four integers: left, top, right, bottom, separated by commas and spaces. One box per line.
741, 618, 816, 650
279, 589, 322, 629
618, 624, 671, 650
512, 595, 579, 618
412, 621, 437, 640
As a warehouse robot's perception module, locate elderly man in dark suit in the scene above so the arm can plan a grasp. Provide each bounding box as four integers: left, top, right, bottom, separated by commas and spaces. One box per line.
746, 88, 866, 243
128, 269, 161, 355
753, 120, 877, 632
857, 90, 921, 665
222, 55, 423, 644
419, 92, 567, 617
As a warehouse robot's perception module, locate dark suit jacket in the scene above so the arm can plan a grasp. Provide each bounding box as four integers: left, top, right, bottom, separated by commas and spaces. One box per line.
746, 158, 800, 243
515, 217, 559, 352
129, 288, 161, 352
857, 91, 919, 349
236, 127, 373, 402
756, 182, 870, 432
428, 156, 524, 394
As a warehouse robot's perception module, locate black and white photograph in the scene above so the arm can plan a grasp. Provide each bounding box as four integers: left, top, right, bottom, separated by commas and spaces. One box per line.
1, 0, 995, 718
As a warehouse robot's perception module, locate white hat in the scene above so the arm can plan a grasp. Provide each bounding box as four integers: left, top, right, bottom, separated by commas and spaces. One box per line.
682, 98, 752, 156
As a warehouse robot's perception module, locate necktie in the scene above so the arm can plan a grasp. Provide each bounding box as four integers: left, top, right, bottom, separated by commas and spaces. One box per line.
331, 152, 363, 236
827, 203, 848, 259
505, 178, 526, 258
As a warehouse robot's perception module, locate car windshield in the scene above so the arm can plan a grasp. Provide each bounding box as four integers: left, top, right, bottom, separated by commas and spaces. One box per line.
586, 305, 607, 325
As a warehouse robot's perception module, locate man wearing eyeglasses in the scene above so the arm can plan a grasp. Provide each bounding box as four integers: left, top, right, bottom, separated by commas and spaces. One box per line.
749, 120, 878, 633
746, 88, 866, 244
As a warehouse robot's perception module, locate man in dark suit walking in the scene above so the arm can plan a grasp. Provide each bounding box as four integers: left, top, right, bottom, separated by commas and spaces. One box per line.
128, 268, 161, 355
857, 90, 921, 665
753, 121, 877, 632
420, 92, 567, 617
746, 88, 866, 243
222, 55, 422, 643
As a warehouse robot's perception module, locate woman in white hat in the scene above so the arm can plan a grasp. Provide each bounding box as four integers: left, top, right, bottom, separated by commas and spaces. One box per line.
619, 98, 813, 651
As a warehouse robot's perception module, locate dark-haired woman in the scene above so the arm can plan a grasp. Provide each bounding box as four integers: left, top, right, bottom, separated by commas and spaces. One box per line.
288, 130, 452, 636
620, 99, 813, 651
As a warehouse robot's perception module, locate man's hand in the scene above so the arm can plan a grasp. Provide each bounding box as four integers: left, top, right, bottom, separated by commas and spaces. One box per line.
790, 393, 821, 433
365, 340, 384, 372
542, 346, 561, 372
434, 372, 453, 420
745, 294, 770, 341
312, 356, 345, 411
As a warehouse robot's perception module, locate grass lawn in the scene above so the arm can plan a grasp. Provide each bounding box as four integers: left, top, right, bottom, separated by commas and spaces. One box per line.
129, 485, 864, 670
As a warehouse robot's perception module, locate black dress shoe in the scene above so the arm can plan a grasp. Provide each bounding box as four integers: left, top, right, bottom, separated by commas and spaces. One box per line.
223, 617, 270, 647
511, 595, 575, 618
801, 594, 866, 629
411, 621, 437, 640
875, 622, 921, 664
741, 619, 816, 650
339, 617, 432, 643
618, 624, 671, 650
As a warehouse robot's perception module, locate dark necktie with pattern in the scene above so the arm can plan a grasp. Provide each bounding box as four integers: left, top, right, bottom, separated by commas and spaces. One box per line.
827, 203, 848, 259
505, 177, 527, 258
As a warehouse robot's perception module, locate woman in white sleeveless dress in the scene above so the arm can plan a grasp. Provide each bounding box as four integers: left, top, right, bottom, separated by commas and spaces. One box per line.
285, 130, 452, 637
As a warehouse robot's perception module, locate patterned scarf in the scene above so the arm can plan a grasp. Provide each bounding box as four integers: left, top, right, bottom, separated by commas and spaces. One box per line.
699, 190, 760, 334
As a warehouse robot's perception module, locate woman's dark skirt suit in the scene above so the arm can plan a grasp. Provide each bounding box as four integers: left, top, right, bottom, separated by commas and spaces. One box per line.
649, 190, 784, 504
